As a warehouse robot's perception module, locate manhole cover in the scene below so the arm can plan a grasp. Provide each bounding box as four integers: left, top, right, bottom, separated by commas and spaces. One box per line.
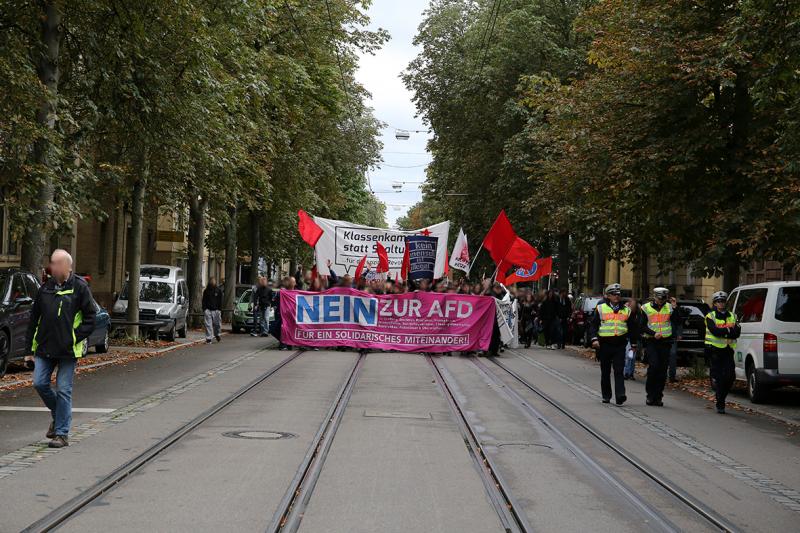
222, 430, 296, 440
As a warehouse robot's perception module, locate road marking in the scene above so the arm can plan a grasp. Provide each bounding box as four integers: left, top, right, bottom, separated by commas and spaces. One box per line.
0, 343, 275, 481
0, 406, 116, 413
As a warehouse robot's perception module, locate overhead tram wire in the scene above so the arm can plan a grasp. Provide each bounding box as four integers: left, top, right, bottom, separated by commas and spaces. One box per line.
476, 0, 503, 80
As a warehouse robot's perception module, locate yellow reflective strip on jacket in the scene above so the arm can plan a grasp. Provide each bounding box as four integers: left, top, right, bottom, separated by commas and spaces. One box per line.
642, 302, 672, 338
55, 289, 74, 296
705, 311, 736, 349
31, 320, 40, 353
598, 303, 629, 337
73, 310, 84, 358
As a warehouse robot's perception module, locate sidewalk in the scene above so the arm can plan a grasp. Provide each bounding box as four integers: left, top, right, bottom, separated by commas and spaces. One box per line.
0, 329, 219, 392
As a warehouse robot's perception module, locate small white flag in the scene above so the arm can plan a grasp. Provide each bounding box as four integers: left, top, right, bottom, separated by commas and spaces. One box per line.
449, 228, 471, 273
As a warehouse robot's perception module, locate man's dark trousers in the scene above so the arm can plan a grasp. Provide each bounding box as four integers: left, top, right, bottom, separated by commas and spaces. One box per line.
645, 341, 671, 402
598, 342, 626, 401
710, 346, 735, 408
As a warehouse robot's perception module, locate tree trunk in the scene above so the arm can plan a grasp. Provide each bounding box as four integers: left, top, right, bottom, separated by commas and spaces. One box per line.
249, 210, 260, 284
723, 257, 740, 294
640, 250, 650, 300
557, 233, 570, 290
187, 192, 207, 328
20, 2, 62, 274
222, 203, 238, 323
125, 153, 148, 338
591, 244, 606, 294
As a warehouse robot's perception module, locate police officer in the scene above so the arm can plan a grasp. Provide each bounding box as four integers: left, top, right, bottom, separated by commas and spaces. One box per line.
705, 291, 740, 414
589, 283, 636, 405
640, 287, 683, 406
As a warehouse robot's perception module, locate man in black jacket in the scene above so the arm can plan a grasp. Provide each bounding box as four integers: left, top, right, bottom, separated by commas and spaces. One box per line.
25, 249, 96, 448
251, 277, 273, 337
202, 278, 223, 343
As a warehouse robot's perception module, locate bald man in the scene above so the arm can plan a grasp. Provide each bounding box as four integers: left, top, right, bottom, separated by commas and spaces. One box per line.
25, 249, 96, 448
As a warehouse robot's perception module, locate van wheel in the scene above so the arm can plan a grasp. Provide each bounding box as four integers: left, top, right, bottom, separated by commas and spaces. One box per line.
177, 323, 187, 338
0, 331, 9, 379
747, 362, 768, 403
165, 321, 177, 342
95, 330, 109, 354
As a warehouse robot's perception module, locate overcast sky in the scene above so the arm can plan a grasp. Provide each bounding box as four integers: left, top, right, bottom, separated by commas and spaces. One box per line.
356, 0, 432, 228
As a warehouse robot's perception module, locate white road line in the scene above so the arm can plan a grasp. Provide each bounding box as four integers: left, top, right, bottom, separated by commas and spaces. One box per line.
0, 406, 115, 413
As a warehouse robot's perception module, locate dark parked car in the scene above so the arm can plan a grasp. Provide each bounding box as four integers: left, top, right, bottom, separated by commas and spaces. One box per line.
0, 268, 40, 377
570, 294, 604, 346
674, 299, 709, 360
81, 299, 110, 356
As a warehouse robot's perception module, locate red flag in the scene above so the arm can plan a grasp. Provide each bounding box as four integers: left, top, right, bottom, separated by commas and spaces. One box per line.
376, 242, 389, 273
482, 210, 517, 265
400, 239, 410, 280
504, 257, 553, 285
354, 254, 368, 280
444, 249, 449, 276
297, 210, 323, 247
503, 236, 539, 268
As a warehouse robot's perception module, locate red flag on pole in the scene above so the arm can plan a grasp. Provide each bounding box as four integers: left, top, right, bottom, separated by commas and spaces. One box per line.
376, 242, 390, 273
354, 254, 368, 280
444, 249, 450, 277
400, 239, 410, 280
297, 210, 323, 247
504, 257, 553, 285
482, 210, 517, 265
503, 236, 539, 268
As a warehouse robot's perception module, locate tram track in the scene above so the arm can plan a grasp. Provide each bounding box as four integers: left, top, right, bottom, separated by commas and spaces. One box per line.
487, 353, 739, 533
427, 355, 533, 533
21, 348, 306, 533
268, 351, 366, 533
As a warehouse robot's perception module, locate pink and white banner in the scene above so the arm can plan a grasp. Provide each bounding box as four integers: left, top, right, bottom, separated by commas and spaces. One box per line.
280, 288, 494, 352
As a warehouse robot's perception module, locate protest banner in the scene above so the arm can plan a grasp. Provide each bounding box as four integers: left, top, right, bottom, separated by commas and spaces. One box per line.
280, 287, 494, 352
311, 216, 450, 279
406, 235, 438, 280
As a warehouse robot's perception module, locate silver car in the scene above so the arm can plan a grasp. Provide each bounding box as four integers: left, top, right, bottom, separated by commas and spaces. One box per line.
112, 265, 189, 340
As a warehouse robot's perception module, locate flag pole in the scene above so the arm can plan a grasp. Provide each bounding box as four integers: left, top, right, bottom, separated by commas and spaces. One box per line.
467, 241, 484, 277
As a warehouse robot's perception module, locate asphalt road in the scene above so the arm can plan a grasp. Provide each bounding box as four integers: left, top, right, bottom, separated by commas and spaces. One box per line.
1, 336, 798, 532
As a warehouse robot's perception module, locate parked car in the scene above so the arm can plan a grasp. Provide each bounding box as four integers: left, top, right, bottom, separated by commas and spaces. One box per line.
81, 299, 111, 356
727, 282, 800, 403
232, 288, 255, 334
112, 265, 189, 341
674, 299, 710, 359
571, 294, 604, 346
0, 268, 40, 377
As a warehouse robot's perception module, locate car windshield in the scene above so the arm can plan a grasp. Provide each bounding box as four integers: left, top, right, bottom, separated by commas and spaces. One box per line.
235, 285, 251, 298
775, 287, 800, 323
238, 289, 252, 304
582, 297, 602, 311
679, 302, 709, 317
120, 281, 174, 303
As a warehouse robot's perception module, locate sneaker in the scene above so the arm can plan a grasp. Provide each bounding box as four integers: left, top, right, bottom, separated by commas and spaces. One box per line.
215, 335, 221, 342
602, 398, 611, 404
48, 435, 68, 448
616, 396, 627, 405
46, 421, 56, 439
205, 339, 212, 344
716, 407, 725, 414
250, 332, 258, 337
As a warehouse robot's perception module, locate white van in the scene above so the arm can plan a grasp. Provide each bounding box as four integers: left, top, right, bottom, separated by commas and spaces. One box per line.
727, 282, 800, 403
113, 265, 189, 341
